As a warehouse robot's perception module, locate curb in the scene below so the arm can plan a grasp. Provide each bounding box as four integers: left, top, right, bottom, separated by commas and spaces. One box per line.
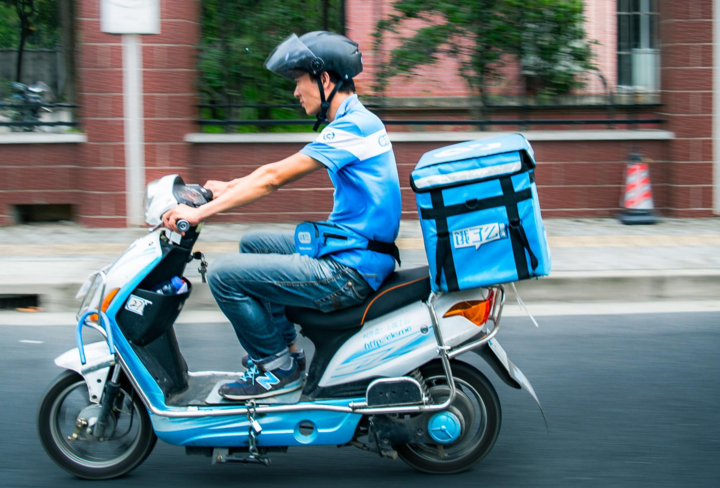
3, 269, 719, 312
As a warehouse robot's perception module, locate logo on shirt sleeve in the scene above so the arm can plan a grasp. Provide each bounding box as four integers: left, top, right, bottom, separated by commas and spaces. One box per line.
323, 131, 335, 141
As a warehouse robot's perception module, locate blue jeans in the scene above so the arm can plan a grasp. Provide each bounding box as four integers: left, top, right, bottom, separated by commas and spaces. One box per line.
207, 230, 373, 370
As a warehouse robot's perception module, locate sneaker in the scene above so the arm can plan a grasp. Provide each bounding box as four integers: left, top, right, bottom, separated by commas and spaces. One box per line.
219, 358, 303, 400
242, 350, 306, 372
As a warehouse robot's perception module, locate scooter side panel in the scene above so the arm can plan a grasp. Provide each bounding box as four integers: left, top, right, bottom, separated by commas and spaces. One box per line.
150, 401, 363, 447
319, 288, 492, 387
103, 240, 168, 412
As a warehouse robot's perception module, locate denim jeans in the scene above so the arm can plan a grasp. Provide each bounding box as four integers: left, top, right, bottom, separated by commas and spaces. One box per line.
207, 230, 373, 370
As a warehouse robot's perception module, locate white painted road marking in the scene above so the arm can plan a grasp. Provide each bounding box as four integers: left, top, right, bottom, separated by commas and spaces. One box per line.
18, 340, 44, 344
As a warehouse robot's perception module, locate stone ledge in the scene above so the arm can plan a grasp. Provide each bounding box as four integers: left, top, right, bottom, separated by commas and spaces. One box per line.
0, 133, 87, 144
185, 130, 675, 144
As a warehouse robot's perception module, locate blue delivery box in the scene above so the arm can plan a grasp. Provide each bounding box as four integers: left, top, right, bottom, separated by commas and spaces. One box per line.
411, 134, 551, 292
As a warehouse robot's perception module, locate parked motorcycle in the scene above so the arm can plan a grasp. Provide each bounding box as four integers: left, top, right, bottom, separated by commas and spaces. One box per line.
2, 81, 53, 132
37, 174, 544, 479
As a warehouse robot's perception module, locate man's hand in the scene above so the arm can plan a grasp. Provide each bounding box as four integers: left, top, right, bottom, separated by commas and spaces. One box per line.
162, 204, 202, 235
203, 180, 230, 199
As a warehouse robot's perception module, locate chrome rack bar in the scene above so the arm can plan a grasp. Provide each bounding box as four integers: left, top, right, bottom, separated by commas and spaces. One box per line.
447, 285, 505, 359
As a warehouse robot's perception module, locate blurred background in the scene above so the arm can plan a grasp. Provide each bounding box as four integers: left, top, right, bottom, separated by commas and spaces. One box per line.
0, 1, 719, 486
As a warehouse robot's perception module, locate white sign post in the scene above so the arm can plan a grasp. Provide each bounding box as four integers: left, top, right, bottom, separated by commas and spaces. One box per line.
101, 0, 160, 226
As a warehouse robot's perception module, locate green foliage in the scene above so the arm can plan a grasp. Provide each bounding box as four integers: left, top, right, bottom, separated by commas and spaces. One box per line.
517, 0, 596, 97
199, 0, 343, 130
0, 0, 59, 49
374, 0, 596, 99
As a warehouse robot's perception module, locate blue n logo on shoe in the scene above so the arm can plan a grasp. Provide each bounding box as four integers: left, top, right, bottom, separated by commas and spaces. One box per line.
256, 372, 280, 390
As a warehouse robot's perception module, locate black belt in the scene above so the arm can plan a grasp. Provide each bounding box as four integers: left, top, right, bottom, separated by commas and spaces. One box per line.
367, 240, 402, 266
421, 175, 537, 291
328, 232, 401, 266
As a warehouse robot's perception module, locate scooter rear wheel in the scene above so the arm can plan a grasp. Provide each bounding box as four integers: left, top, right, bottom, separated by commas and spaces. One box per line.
396, 361, 501, 474
37, 370, 157, 480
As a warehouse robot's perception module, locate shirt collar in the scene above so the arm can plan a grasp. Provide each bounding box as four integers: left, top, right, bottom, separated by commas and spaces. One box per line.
333, 94, 359, 121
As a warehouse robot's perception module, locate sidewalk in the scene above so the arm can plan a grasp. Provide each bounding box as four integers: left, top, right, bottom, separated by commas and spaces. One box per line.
1, 218, 719, 312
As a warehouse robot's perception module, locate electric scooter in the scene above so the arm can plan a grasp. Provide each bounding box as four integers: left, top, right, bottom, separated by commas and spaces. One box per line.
37, 174, 544, 479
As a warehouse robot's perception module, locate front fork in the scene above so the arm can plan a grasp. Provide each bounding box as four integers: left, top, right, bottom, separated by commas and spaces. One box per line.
93, 364, 123, 439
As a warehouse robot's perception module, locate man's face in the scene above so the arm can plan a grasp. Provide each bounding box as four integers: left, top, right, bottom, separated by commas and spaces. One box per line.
293, 72, 322, 116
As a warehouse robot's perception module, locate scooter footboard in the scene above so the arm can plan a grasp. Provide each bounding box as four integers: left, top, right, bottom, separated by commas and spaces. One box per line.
149, 402, 362, 448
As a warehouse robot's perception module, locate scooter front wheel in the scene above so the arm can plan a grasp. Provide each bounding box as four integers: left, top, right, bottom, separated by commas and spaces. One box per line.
396, 361, 502, 474
37, 370, 157, 480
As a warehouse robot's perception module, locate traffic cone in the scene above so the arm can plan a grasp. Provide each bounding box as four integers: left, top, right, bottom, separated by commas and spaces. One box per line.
618, 153, 658, 225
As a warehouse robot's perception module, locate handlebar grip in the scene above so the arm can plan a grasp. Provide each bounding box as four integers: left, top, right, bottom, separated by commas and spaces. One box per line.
177, 220, 191, 233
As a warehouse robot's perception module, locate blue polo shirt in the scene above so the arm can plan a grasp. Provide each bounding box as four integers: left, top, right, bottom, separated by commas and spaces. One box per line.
299, 94, 401, 290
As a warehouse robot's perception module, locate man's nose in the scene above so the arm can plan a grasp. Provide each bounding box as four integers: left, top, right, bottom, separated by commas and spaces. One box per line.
294, 85, 300, 98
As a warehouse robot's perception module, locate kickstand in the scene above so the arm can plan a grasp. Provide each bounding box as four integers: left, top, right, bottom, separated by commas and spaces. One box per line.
212, 447, 271, 466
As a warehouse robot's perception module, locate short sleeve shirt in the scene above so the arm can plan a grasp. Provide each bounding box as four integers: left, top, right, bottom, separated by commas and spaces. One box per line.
299, 94, 401, 290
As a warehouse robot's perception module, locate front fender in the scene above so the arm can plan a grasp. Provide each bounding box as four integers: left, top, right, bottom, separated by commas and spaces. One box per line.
54, 341, 114, 403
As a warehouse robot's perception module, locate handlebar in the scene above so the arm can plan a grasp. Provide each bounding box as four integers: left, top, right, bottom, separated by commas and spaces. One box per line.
177, 219, 191, 233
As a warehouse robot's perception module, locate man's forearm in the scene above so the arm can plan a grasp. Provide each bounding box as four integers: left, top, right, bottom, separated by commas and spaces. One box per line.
197, 167, 277, 220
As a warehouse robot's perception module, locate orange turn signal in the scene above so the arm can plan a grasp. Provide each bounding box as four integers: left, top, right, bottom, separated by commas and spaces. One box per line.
90, 288, 120, 322
443, 291, 494, 327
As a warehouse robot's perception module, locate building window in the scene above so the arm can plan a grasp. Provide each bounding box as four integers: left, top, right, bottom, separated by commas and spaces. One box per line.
618, 0, 660, 92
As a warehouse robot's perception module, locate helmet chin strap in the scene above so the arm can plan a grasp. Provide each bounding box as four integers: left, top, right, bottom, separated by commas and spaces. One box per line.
313, 76, 344, 132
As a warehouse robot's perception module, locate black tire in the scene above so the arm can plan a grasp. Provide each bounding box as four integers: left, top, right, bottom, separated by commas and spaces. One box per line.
396, 361, 502, 474
38, 369, 157, 480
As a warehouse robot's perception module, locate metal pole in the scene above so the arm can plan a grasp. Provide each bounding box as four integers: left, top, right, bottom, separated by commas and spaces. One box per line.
122, 34, 146, 226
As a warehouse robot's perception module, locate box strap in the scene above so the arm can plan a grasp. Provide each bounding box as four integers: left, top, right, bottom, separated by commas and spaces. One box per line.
500, 177, 538, 280
422, 178, 536, 289
430, 190, 460, 291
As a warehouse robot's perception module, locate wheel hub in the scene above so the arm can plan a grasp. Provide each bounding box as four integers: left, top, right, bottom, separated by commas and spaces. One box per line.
76, 404, 116, 440
428, 411, 462, 444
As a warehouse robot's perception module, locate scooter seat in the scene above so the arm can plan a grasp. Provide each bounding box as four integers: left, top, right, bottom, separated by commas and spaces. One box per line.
286, 266, 431, 330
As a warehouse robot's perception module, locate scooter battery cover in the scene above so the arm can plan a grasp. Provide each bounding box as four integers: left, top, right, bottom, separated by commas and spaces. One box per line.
411, 134, 551, 292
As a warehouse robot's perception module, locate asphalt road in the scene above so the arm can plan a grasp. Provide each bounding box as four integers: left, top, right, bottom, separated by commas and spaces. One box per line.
1, 311, 719, 487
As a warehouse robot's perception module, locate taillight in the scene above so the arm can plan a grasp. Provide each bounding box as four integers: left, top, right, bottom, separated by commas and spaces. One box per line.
90, 288, 120, 322
443, 290, 494, 327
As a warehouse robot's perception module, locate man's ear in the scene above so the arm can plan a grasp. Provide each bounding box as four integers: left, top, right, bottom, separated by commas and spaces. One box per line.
321, 72, 334, 91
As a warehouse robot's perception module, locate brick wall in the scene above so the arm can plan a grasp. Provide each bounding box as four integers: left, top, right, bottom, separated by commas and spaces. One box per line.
0, 0, 714, 226
0, 144, 82, 225
75, 0, 199, 227
192, 138, 671, 223
660, 0, 715, 217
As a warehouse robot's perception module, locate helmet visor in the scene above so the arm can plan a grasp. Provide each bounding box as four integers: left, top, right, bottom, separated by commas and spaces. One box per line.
264, 34, 318, 81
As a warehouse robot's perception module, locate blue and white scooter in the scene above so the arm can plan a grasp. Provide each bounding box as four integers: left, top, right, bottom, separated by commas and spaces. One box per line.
37, 175, 543, 479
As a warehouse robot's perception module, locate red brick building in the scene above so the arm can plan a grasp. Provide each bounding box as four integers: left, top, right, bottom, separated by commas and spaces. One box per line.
0, 0, 716, 226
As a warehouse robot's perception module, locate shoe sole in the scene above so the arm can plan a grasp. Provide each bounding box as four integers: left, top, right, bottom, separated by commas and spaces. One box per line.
219, 381, 303, 401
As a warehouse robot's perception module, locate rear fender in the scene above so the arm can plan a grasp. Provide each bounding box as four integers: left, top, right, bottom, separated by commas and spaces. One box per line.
472, 339, 546, 425
54, 342, 114, 404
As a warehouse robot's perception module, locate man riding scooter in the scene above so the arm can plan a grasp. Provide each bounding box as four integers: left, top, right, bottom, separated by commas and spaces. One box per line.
162, 31, 402, 400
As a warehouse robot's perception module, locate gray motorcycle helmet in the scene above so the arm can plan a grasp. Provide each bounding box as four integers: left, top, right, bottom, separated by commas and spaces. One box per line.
265, 31, 363, 130
265, 31, 363, 81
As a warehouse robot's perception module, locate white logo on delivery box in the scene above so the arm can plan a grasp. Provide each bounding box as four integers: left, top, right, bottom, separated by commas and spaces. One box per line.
452, 223, 507, 250
298, 232, 312, 244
